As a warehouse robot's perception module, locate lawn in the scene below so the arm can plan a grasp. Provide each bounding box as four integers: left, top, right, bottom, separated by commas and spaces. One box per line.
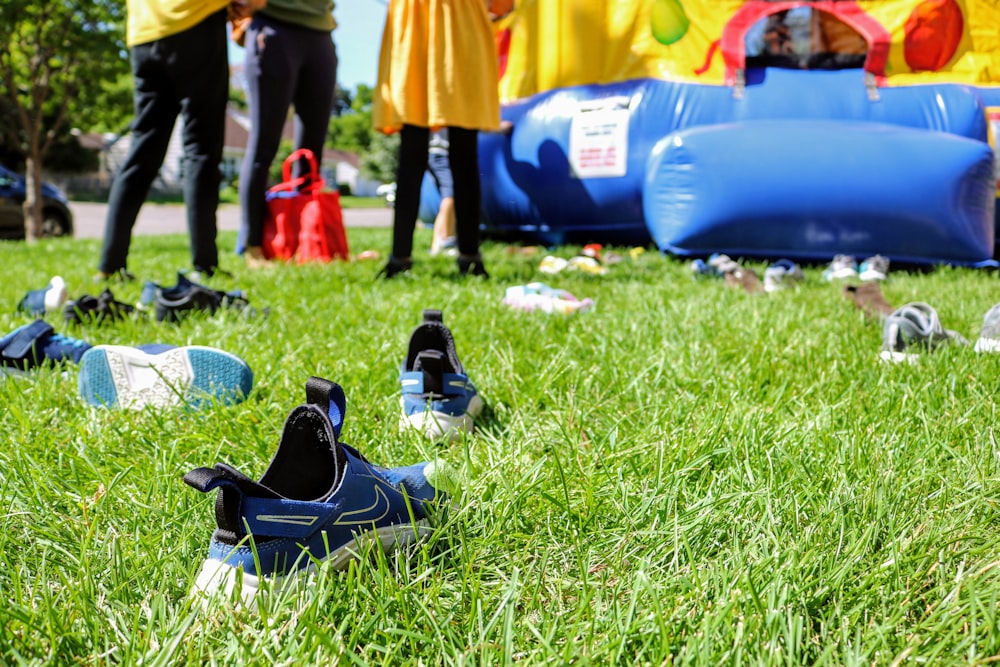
2, 227, 1000, 665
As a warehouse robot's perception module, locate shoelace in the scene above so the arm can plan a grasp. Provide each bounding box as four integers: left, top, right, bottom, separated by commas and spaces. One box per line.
49, 333, 90, 350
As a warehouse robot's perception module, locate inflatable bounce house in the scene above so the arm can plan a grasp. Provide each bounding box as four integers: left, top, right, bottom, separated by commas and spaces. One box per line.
443, 0, 1000, 266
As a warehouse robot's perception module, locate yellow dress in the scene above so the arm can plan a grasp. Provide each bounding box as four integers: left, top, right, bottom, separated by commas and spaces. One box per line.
373, 0, 501, 134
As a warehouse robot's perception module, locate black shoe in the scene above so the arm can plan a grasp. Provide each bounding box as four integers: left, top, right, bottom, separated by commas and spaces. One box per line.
93, 269, 136, 284
64, 288, 137, 325
377, 256, 412, 280
153, 272, 249, 323
457, 254, 489, 278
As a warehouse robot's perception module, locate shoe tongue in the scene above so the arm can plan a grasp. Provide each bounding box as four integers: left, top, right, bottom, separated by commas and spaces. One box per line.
258, 405, 346, 501
414, 350, 446, 395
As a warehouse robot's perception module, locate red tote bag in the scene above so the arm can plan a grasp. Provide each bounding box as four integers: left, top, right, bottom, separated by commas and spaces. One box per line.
262, 148, 349, 263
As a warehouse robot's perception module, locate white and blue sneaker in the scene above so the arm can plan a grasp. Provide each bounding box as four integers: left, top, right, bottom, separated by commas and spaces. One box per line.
0, 320, 91, 375
184, 376, 451, 599
17, 276, 68, 317
78, 344, 253, 409
822, 255, 859, 281
400, 309, 483, 442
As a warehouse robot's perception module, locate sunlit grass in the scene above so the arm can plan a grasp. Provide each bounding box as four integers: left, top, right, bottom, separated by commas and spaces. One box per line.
2, 229, 1000, 665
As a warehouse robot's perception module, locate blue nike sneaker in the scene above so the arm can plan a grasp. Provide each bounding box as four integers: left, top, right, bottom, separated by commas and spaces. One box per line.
184, 376, 451, 599
400, 309, 483, 442
78, 344, 253, 409
0, 320, 91, 375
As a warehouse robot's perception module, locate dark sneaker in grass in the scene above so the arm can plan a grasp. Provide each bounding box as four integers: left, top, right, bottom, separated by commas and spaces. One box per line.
400, 309, 483, 441
17, 276, 67, 317
0, 320, 91, 375
152, 272, 250, 323
974, 303, 1000, 353
78, 344, 253, 409
64, 288, 137, 325
184, 376, 449, 600
880, 302, 968, 363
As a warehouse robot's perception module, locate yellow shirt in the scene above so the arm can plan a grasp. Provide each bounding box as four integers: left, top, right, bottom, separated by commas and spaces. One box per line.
127, 0, 230, 47
373, 0, 501, 133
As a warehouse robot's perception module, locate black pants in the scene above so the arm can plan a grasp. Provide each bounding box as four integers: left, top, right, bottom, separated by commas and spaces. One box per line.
392, 125, 481, 259
99, 10, 227, 275
237, 14, 337, 252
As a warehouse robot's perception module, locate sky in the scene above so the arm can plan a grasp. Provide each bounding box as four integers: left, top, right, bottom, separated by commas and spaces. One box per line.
228, 0, 388, 92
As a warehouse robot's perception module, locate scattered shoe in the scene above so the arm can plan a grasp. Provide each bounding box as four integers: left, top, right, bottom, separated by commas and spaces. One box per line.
859, 254, 890, 282
503, 282, 594, 315
843, 283, 894, 320
691, 253, 740, 279
17, 276, 67, 317
763, 259, 805, 293
567, 255, 607, 275
880, 302, 968, 363
400, 309, 483, 442
822, 255, 858, 281
539, 256, 569, 274
151, 272, 250, 323
64, 288, 137, 325
184, 376, 449, 599
78, 344, 253, 409
0, 320, 91, 374
974, 303, 1000, 353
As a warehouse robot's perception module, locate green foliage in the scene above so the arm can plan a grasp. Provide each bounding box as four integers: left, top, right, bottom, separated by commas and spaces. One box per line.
3, 233, 1000, 664
362, 131, 400, 183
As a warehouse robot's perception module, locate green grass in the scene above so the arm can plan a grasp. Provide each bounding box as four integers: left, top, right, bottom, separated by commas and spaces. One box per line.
2, 229, 1000, 665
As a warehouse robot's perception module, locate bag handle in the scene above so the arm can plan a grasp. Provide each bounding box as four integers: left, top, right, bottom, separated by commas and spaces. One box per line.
271, 148, 325, 194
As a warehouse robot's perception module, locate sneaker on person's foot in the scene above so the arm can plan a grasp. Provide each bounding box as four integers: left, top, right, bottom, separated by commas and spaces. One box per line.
763, 259, 805, 293
880, 302, 968, 363
400, 309, 483, 441
152, 272, 249, 323
78, 344, 253, 409
92, 269, 136, 284
0, 320, 91, 375
974, 303, 1000, 353
859, 254, 890, 282
822, 255, 859, 281
17, 276, 67, 317
184, 376, 450, 600
64, 288, 137, 325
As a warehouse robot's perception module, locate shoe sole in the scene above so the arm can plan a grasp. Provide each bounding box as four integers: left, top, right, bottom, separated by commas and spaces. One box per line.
79, 345, 253, 409
190, 521, 432, 601
401, 394, 484, 442
975, 338, 1000, 353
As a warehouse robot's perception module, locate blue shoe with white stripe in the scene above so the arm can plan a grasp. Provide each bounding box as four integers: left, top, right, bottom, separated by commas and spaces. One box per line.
184, 376, 450, 599
78, 344, 253, 409
400, 309, 483, 442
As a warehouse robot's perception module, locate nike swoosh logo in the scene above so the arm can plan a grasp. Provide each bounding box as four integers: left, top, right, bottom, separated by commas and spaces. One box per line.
256, 514, 319, 526
448, 380, 468, 388
333, 484, 391, 526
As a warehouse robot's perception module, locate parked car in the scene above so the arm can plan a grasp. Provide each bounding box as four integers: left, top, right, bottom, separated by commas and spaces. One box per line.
0, 164, 74, 239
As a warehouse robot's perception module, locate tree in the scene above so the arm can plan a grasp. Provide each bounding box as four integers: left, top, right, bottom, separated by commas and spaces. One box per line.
0, 0, 129, 241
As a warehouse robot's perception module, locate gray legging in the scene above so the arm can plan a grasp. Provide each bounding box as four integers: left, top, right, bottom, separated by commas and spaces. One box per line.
238, 14, 337, 252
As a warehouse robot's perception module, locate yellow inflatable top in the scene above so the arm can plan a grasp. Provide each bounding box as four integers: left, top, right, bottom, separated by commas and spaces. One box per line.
495, 0, 1000, 102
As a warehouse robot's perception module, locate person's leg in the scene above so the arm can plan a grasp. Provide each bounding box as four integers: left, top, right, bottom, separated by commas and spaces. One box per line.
238, 16, 298, 256
431, 197, 457, 255
172, 9, 228, 274
448, 127, 485, 269
427, 144, 456, 255
98, 43, 179, 276
291, 32, 336, 184
390, 124, 430, 261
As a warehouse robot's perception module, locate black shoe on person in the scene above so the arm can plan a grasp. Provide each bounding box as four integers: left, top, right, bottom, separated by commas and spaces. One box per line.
377, 256, 413, 280
457, 254, 489, 279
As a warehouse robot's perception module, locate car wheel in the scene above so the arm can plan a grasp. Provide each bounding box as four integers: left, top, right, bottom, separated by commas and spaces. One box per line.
40, 211, 70, 237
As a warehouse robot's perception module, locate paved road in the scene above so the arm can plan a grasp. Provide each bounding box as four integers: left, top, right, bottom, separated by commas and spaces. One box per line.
69, 201, 392, 239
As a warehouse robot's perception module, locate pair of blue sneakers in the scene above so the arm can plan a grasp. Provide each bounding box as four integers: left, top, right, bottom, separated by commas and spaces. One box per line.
185, 376, 453, 599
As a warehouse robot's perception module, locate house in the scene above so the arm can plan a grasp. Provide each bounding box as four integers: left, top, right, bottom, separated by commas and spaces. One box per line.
93, 107, 379, 196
